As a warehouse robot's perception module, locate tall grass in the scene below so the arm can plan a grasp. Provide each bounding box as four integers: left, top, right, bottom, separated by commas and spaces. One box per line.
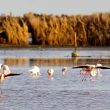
0, 16, 29, 46
0, 13, 110, 46
24, 12, 110, 46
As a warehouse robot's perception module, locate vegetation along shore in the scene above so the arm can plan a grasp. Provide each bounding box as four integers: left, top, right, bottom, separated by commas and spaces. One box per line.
0, 12, 110, 47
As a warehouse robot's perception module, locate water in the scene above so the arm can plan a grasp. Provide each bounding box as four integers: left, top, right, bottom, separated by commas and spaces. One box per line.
0, 48, 110, 110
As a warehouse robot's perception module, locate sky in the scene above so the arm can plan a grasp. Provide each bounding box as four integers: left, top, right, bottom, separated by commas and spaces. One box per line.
0, 0, 110, 16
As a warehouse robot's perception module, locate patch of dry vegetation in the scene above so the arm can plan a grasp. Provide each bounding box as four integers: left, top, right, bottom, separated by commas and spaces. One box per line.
0, 15, 29, 46
24, 12, 110, 47
0, 13, 110, 46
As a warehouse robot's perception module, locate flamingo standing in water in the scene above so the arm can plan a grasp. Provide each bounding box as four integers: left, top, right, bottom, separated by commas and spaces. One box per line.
62, 67, 68, 76
0, 64, 20, 81
47, 68, 54, 80
29, 66, 41, 77
0, 64, 11, 81
0, 64, 21, 94
73, 64, 110, 81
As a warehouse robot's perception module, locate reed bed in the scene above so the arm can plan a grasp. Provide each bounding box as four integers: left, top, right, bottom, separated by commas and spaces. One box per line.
24, 12, 110, 47
0, 13, 110, 46
0, 16, 29, 46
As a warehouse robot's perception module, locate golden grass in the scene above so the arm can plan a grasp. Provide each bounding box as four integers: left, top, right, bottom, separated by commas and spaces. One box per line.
0, 12, 110, 46
0, 16, 29, 46
24, 12, 110, 47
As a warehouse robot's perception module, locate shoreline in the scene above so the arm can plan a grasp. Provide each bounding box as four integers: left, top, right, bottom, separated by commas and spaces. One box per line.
0, 45, 110, 51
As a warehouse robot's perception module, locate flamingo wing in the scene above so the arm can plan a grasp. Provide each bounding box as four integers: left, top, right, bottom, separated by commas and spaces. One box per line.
5, 73, 22, 77
72, 65, 90, 69
96, 66, 110, 69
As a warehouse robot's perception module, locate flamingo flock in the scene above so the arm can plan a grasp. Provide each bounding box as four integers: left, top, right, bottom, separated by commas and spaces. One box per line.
28, 63, 110, 81
28, 66, 69, 80
0, 63, 110, 81
0, 62, 109, 96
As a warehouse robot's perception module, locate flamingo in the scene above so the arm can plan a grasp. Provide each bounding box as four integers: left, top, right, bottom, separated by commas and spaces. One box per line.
62, 67, 67, 76
47, 68, 54, 80
0, 64, 21, 95
0, 64, 20, 81
73, 64, 110, 81
29, 66, 41, 77
0, 64, 11, 81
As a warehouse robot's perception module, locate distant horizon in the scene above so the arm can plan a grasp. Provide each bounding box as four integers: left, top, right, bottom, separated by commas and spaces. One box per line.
0, 0, 110, 16
0, 11, 110, 17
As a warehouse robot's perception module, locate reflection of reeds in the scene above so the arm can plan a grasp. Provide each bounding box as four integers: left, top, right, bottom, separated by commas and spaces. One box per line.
29, 58, 75, 66
4, 58, 29, 66
3, 58, 110, 67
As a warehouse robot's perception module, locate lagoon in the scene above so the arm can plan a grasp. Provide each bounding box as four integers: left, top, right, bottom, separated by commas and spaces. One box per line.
0, 48, 110, 110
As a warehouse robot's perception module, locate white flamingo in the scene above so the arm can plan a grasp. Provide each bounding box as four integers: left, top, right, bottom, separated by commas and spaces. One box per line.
0, 64, 21, 94
62, 67, 67, 76
73, 64, 110, 81
29, 66, 40, 77
47, 68, 54, 80
0, 64, 11, 81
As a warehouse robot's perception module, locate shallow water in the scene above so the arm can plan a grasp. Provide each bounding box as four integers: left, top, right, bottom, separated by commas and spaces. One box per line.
0, 48, 110, 110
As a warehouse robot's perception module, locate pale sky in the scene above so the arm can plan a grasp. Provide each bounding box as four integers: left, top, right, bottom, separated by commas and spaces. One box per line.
0, 0, 110, 16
